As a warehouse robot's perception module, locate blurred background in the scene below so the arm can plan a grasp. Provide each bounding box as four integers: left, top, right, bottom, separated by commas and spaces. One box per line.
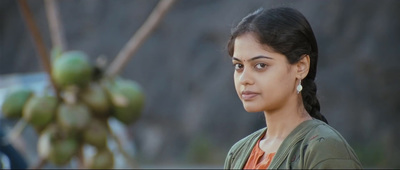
1, 0, 399, 168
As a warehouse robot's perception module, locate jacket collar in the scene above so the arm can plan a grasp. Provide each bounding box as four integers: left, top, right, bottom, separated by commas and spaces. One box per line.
269, 119, 324, 168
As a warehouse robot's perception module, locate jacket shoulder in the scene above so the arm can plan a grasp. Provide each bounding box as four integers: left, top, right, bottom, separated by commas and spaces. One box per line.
302, 121, 362, 168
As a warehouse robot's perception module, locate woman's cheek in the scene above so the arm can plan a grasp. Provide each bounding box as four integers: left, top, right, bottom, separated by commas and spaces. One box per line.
233, 75, 241, 97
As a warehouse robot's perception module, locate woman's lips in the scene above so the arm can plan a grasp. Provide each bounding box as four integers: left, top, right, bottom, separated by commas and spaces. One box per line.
241, 91, 259, 100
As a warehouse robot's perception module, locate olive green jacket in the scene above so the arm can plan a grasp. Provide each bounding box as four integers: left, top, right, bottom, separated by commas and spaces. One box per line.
224, 119, 362, 169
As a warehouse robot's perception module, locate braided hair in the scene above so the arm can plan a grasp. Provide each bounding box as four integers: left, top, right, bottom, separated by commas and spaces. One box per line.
227, 7, 328, 124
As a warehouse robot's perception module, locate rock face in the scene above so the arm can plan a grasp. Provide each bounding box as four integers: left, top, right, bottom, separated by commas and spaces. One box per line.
1, 0, 399, 168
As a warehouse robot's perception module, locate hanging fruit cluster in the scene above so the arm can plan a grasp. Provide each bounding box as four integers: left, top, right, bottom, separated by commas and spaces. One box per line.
1, 50, 145, 168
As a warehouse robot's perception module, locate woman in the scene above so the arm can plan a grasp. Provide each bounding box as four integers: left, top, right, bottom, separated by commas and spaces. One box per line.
224, 7, 362, 169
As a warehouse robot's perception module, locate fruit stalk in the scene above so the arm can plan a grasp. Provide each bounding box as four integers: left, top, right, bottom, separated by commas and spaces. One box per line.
77, 146, 84, 168
7, 119, 28, 143
107, 121, 138, 168
17, 0, 61, 99
106, 0, 177, 77
44, 0, 67, 51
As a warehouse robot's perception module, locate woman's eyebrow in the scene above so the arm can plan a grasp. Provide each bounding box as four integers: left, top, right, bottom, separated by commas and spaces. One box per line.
232, 55, 273, 62
232, 57, 241, 61
249, 55, 273, 61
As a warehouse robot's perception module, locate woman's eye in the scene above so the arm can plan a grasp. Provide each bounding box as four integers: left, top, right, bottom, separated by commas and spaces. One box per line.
233, 63, 243, 70
255, 63, 267, 69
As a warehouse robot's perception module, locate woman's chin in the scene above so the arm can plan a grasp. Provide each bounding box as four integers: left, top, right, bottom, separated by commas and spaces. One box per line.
242, 103, 263, 113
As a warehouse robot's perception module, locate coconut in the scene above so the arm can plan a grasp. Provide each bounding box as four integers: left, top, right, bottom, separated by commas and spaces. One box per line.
37, 124, 78, 166
48, 137, 79, 166
1, 88, 32, 118
105, 79, 144, 125
87, 148, 114, 169
52, 51, 92, 88
82, 119, 108, 149
57, 102, 91, 132
81, 83, 111, 117
22, 95, 58, 128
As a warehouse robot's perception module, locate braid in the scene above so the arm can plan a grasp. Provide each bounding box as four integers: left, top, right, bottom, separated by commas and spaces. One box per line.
301, 79, 328, 124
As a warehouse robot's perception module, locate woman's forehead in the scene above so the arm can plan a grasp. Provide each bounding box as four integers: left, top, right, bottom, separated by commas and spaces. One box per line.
233, 33, 282, 61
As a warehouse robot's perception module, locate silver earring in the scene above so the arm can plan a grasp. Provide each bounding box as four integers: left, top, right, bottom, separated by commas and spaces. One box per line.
296, 80, 303, 94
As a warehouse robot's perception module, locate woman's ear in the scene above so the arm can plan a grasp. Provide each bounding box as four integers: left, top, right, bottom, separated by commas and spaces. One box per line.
296, 54, 310, 79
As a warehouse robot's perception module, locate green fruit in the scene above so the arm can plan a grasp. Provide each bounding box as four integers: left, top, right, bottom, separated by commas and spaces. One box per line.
81, 83, 111, 117
37, 124, 78, 166
48, 138, 78, 166
83, 119, 108, 149
52, 51, 92, 88
57, 102, 91, 132
106, 79, 144, 125
22, 95, 58, 128
1, 88, 32, 118
87, 148, 114, 169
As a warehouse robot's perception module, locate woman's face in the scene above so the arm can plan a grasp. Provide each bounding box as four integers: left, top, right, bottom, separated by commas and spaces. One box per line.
232, 33, 298, 112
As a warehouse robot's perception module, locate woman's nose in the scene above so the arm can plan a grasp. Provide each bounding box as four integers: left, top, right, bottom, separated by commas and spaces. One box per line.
239, 69, 254, 85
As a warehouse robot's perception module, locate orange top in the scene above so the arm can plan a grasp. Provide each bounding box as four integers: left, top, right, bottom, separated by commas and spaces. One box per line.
244, 133, 276, 169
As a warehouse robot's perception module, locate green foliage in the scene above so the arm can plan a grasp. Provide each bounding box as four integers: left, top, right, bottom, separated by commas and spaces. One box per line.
353, 142, 386, 168
185, 135, 223, 165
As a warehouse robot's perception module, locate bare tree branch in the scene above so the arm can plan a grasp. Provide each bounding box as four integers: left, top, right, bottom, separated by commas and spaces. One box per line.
17, 0, 61, 99
106, 0, 177, 77
7, 119, 27, 143
45, 0, 67, 51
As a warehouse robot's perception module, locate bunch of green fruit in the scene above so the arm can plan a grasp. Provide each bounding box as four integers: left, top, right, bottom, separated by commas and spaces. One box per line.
1, 50, 145, 168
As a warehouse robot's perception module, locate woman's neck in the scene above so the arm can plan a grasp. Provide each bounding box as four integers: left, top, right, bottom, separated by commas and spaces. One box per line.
263, 98, 312, 140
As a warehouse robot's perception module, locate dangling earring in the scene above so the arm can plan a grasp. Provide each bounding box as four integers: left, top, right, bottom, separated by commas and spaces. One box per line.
296, 79, 303, 94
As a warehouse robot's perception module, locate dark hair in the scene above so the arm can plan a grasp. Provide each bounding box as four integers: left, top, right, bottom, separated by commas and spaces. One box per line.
228, 7, 328, 124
